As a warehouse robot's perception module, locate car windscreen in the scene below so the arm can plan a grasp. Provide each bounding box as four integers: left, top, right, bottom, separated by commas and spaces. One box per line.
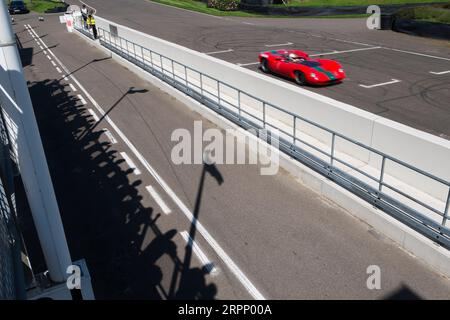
297, 61, 321, 67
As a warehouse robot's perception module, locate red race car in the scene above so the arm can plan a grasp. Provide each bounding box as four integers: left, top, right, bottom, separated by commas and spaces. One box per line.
258, 49, 346, 86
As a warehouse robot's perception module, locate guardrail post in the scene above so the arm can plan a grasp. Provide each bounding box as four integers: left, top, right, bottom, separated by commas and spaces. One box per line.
141, 46, 144, 66
171, 60, 175, 80
379, 157, 386, 193
160, 55, 164, 75
217, 81, 221, 106
238, 90, 241, 120
292, 117, 297, 147
200, 73, 204, 97
330, 133, 335, 167
442, 189, 450, 226
263, 102, 266, 128
184, 65, 188, 88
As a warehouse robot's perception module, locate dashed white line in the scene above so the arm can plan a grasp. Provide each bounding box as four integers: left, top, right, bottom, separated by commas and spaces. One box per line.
69, 83, 77, 92
77, 94, 87, 105
310, 46, 381, 57
28, 23, 265, 300
359, 79, 401, 88
383, 47, 450, 62
146, 185, 172, 215
51, 60, 57, 66
102, 128, 117, 144
265, 42, 293, 47
180, 231, 218, 275
204, 49, 234, 55
56, 67, 62, 73
43, 50, 47, 55
430, 70, 450, 75
120, 152, 142, 175
87, 108, 100, 122
46, 55, 52, 60
39, 45, 43, 50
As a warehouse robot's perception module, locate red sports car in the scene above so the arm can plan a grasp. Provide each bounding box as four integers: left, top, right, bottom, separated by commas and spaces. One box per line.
258, 49, 346, 85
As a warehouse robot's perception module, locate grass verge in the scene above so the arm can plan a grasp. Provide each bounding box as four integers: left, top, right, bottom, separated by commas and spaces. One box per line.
23, 0, 66, 13
274, 0, 449, 7
152, 0, 370, 17
395, 3, 450, 24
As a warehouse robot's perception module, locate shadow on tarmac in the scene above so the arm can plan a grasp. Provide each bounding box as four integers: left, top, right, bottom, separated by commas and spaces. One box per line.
15, 70, 220, 299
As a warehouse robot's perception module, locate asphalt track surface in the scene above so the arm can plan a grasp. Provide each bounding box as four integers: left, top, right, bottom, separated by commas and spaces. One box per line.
70, 0, 450, 141
12, 13, 450, 299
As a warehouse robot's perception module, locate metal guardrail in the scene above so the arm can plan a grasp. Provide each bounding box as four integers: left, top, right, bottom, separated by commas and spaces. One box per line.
79, 25, 450, 249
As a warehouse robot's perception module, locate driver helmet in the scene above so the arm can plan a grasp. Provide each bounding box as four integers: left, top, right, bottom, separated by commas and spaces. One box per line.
289, 53, 300, 60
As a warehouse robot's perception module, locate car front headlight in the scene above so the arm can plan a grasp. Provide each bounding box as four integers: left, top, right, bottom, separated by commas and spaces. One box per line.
310, 72, 317, 78
338, 68, 344, 73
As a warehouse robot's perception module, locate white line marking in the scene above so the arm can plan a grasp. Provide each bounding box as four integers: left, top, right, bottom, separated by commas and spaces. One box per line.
63, 76, 69, 82
87, 108, 100, 122
242, 22, 256, 26
31, 24, 265, 300
383, 47, 450, 61
146, 185, 172, 215
51, 60, 57, 66
180, 231, 218, 275
204, 49, 233, 55
310, 46, 381, 57
56, 67, 62, 73
46, 55, 52, 60
43, 50, 47, 54
265, 42, 293, 47
69, 83, 77, 92
103, 128, 117, 144
359, 79, 401, 88
120, 152, 142, 175
327, 37, 374, 47
39, 45, 43, 50
237, 62, 260, 67
430, 70, 450, 75
77, 94, 87, 105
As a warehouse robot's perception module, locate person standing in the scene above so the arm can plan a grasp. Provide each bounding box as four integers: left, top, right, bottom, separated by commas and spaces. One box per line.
87, 14, 98, 39
81, 4, 88, 29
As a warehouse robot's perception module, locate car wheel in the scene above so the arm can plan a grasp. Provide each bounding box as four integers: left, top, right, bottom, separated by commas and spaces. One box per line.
294, 71, 307, 86
260, 59, 270, 73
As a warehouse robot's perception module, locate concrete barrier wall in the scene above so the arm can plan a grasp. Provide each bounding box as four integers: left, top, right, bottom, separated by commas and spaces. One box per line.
95, 16, 450, 203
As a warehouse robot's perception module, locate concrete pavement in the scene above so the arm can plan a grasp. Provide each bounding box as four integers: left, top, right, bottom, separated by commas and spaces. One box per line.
12, 13, 450, 299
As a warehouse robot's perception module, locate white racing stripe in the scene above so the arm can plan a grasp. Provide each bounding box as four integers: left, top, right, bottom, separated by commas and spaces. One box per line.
359, 79, 401, 88
430, 70, 450, 75
180, 231, 218, 275
120, 152, 142, 175
102, 128, 117, 144
146, 185, 172, 215
310, 46, 381, 57
27, 23, 265, 299
87, 108, 100, 122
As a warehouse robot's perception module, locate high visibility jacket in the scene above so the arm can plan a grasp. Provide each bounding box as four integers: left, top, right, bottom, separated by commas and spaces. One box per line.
87, 17, 96, 26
